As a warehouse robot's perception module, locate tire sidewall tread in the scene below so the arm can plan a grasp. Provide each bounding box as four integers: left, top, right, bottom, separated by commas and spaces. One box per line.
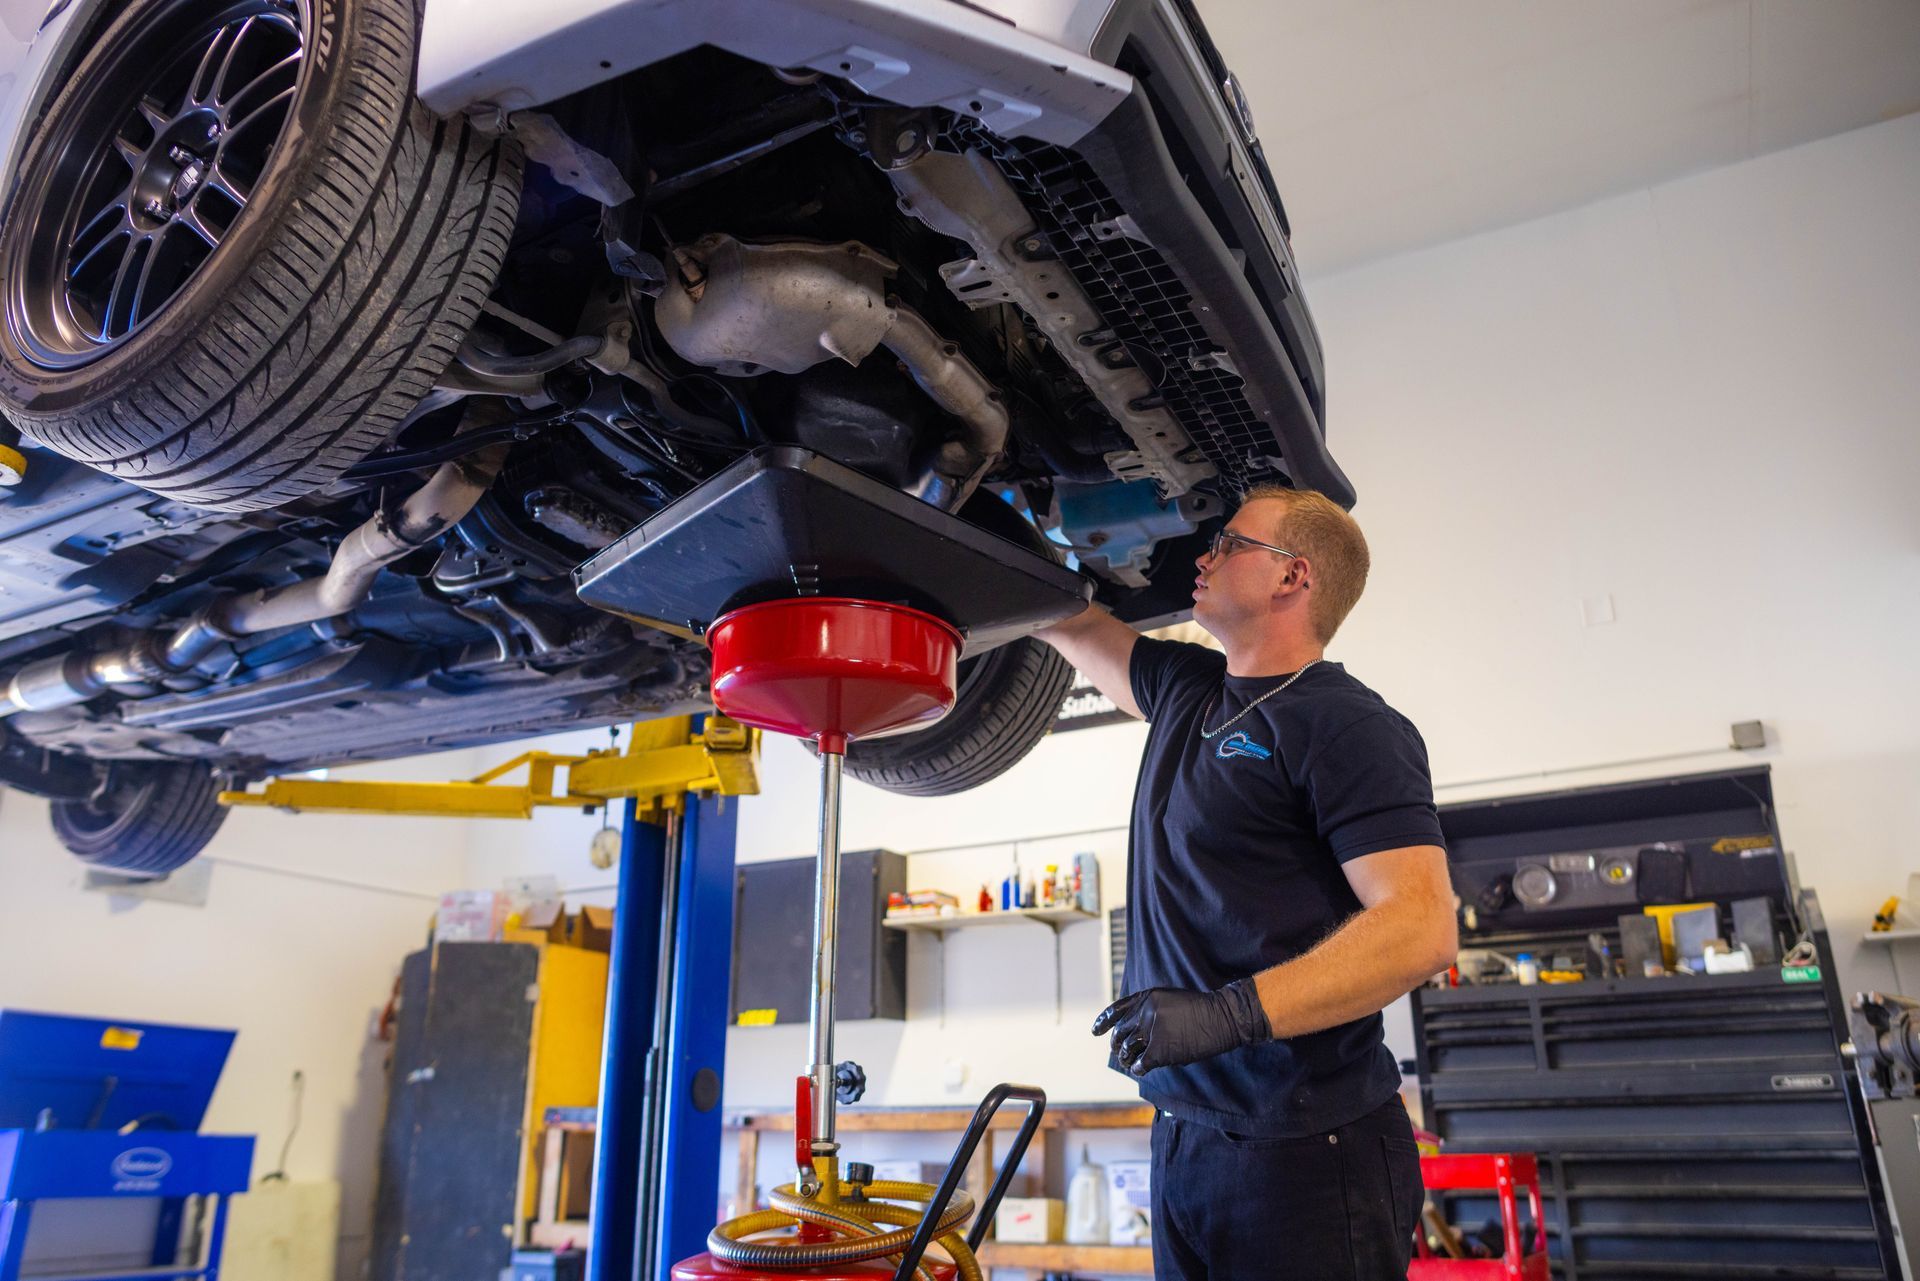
0, 0, 522, 512
50, 760, 229, 874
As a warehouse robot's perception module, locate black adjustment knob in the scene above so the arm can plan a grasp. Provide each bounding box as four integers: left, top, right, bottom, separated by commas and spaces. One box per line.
846, 1162, 874, 1186
834, 1060, 867, 1104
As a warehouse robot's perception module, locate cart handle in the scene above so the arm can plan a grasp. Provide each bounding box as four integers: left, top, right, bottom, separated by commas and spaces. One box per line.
888, 1082, 1047, 1281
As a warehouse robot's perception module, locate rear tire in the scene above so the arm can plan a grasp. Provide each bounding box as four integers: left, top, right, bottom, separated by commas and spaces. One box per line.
0, 0, 522, 510
50, 760, 228, 874
840, 634, 1074, 797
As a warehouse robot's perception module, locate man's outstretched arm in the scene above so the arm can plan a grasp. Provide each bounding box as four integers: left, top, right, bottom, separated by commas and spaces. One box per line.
1097, 845, 1456, 1074
1033, 603, 1143, 720
1252, 844, 1456, 1037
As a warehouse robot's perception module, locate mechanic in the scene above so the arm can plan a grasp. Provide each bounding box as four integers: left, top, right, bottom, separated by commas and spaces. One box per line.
1036, 485, 1456, 1279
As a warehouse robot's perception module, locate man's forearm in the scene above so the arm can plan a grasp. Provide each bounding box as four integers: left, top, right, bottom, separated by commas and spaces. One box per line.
1251, 896, 1456, 1039
1033, 604, 1142, 720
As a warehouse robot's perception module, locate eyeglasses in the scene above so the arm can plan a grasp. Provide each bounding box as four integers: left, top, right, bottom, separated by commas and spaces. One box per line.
1208, 529, 1297, 561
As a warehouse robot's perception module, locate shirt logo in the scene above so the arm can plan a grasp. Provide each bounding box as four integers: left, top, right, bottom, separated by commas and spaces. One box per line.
1215, 731, 1273, 761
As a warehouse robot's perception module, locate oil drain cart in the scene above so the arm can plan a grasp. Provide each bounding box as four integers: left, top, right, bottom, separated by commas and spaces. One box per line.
569, 449, 1092, 1280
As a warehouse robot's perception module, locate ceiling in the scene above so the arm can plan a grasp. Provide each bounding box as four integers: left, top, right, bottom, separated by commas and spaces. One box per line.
1191, 0, 1920, 277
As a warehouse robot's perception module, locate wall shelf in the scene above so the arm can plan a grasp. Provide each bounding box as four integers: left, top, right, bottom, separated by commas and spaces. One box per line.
884, 906, 1098, 1023
883, 906, 1095, 935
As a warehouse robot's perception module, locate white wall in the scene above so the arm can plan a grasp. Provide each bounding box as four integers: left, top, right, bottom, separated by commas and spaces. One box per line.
1305, 111, 1920, 993
0, 750, 476, 1281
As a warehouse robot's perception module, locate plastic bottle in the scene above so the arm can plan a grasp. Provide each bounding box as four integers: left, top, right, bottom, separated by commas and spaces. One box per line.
978, 884, 993, 913
1075, 853, 1100, 914
1043, 865, 1059, 907
1066, 1146, 1109, 1245
1515, 953, 1539, 986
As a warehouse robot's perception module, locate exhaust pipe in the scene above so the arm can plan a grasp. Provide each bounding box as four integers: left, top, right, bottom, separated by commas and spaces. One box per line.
652, 234, 1008, 511
0, 445, 509, 719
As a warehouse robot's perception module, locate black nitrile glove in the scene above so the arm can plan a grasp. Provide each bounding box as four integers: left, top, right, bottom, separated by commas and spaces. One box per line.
1092, 979, 1271, 1077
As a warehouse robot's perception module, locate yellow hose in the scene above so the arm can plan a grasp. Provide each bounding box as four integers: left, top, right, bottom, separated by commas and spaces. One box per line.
707, 1178, 983, 1280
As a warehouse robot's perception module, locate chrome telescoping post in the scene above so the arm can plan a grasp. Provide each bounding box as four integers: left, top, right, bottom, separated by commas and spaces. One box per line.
806, 747, 845, 1172
632, 807, 683, 1279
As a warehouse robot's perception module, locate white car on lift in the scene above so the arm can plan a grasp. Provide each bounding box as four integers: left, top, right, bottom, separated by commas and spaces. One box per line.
0, 0, 1347, 872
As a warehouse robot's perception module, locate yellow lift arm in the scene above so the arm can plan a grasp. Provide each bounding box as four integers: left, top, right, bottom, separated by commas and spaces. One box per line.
218, 715, 759, 823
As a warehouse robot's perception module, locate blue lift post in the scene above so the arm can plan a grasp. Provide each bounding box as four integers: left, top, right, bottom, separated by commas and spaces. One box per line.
654, 793, 739, 1279
588, 798, 667, 1281
588, 783, 740, 1281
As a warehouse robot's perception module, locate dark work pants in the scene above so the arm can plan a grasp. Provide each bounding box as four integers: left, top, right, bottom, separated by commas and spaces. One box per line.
1149, 1095, 1424, 1280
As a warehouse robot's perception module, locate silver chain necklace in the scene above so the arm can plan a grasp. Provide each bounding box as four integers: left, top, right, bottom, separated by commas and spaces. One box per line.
1198, 659, 1322, 739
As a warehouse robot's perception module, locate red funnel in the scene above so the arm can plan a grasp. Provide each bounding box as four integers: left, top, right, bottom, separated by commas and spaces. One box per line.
707, 598, 962, 755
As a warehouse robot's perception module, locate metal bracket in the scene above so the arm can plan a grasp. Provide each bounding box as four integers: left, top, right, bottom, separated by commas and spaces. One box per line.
506, 110, 636, 206
217, 716, 760, 822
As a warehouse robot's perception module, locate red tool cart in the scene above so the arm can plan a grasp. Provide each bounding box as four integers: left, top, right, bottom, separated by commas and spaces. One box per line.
1409, 1152, 1550, 1281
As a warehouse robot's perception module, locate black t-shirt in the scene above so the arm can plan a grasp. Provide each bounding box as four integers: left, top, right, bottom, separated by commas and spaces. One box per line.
1121, 637, 1446, 1136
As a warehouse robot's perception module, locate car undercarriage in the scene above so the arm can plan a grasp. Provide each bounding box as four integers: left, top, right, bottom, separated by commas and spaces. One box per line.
0, 3, 1347, 871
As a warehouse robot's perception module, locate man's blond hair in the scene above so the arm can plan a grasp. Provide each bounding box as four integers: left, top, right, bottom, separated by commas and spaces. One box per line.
1237, 484, 1370, 644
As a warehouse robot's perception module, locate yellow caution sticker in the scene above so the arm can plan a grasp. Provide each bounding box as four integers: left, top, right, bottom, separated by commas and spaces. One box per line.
100, 1026, 143, 1051
736, 1009, 778, 1027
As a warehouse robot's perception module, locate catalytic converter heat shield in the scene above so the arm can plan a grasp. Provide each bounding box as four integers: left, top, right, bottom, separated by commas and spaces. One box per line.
653, 236, 899, 376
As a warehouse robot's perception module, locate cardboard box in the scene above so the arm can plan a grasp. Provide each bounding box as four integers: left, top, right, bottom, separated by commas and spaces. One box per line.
436, 890, 508, 942
1108, 1160, 1151, 1245
575, 905, 615, 953
505, 900, 568, 945
995, 1197, 1064, 1244
868, 1161, 945, 1186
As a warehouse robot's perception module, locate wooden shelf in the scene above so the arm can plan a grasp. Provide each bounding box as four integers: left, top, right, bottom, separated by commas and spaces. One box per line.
883, 906, 1097, 934
976, 1242, 1153, 1274
724, 1102, 1156, 1254
730, 1103, 1156, 1133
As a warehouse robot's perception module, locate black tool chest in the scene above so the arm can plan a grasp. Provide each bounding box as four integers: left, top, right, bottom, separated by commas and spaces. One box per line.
1413, 768, 1903, 1279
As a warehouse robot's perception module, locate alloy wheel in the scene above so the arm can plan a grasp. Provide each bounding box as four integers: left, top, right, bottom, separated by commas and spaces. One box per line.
7, 0, 307, 368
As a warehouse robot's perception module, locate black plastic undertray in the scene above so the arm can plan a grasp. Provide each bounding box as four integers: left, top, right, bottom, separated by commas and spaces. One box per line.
572, 447, 1091, 655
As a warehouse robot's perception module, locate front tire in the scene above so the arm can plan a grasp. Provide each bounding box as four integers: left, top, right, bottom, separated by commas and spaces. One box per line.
0, 0, 522, 510
50, 760, 228, 874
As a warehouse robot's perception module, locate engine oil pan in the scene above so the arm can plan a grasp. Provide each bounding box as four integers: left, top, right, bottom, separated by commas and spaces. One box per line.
572, 446, 1090, 655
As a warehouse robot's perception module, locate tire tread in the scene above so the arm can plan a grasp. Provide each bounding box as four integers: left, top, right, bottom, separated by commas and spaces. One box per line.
1, 0, 523, 511
50, 762, 229, 874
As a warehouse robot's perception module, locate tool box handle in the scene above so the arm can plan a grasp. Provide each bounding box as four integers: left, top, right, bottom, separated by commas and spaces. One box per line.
889, 1082, 1047, 1281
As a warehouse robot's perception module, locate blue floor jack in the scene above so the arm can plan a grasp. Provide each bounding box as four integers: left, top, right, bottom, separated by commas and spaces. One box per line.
0, 1013, 253, 1281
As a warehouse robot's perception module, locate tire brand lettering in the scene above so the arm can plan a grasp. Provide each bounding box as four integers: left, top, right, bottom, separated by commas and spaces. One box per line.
314, 0, 337, 75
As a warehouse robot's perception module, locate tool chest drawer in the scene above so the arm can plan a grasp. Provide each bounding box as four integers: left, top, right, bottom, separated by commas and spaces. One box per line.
1416, 767, 1899, 1280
